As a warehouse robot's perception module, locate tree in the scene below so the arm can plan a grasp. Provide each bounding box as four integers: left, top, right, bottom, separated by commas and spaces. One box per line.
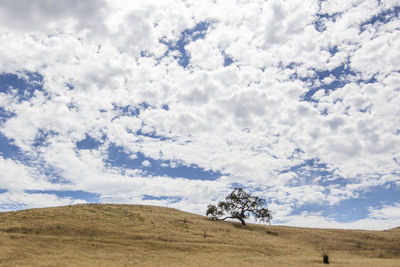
206, 187, 272, 226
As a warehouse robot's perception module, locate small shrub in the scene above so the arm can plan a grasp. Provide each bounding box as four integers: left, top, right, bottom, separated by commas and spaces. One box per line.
266, 230, 278, 236
322, 252, 329, 264
203, 231, 208, 238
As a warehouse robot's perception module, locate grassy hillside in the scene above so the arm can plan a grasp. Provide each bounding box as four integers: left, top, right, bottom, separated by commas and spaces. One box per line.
0, 204, 399, 266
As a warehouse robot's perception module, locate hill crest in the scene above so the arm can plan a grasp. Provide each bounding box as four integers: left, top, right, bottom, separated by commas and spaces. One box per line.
0, 204, 399, 266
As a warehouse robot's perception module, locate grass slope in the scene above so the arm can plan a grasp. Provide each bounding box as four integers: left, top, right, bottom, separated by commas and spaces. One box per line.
0, 204, 399, 266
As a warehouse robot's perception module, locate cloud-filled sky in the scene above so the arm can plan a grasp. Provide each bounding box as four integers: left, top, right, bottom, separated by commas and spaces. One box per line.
0, 0, 399, 230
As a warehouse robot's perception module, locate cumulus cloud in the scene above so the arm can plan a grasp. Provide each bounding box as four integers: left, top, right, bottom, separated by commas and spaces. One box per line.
142, 160, 151, 167
0, 0, 106, 33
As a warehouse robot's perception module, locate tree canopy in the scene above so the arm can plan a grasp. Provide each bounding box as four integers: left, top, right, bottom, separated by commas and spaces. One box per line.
206, 187, 272, 226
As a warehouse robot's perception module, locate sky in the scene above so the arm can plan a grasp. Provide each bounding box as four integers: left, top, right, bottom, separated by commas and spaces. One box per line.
0, 0, 399, 230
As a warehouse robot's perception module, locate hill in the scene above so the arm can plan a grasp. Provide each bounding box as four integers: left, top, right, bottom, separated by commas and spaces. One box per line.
0, 204, 399, 266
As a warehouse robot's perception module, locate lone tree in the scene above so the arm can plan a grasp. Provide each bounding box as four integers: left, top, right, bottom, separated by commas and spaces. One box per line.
206, 187, 272, 226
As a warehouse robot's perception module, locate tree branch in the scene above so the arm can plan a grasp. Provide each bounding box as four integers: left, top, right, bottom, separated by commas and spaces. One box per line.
221, 216, 236, 221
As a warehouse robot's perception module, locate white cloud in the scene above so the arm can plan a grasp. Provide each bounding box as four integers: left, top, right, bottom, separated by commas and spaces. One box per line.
0, 156, 58, 191
0, 0, 107, 34
186, 39, 224, 70
351, 30, 400, 79
142, 160, 151, 167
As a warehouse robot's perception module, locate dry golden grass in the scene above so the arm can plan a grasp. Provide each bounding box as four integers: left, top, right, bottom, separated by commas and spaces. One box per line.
0, 204, 399, 266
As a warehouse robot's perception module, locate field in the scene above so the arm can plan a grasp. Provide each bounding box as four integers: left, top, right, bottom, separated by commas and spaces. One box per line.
0, 204, 399, 266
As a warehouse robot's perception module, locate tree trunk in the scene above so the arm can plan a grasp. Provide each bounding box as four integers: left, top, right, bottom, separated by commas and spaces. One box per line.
240, 209, 246, 226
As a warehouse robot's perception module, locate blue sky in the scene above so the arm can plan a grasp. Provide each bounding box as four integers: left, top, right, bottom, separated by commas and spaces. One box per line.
0, 0, 399, 229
